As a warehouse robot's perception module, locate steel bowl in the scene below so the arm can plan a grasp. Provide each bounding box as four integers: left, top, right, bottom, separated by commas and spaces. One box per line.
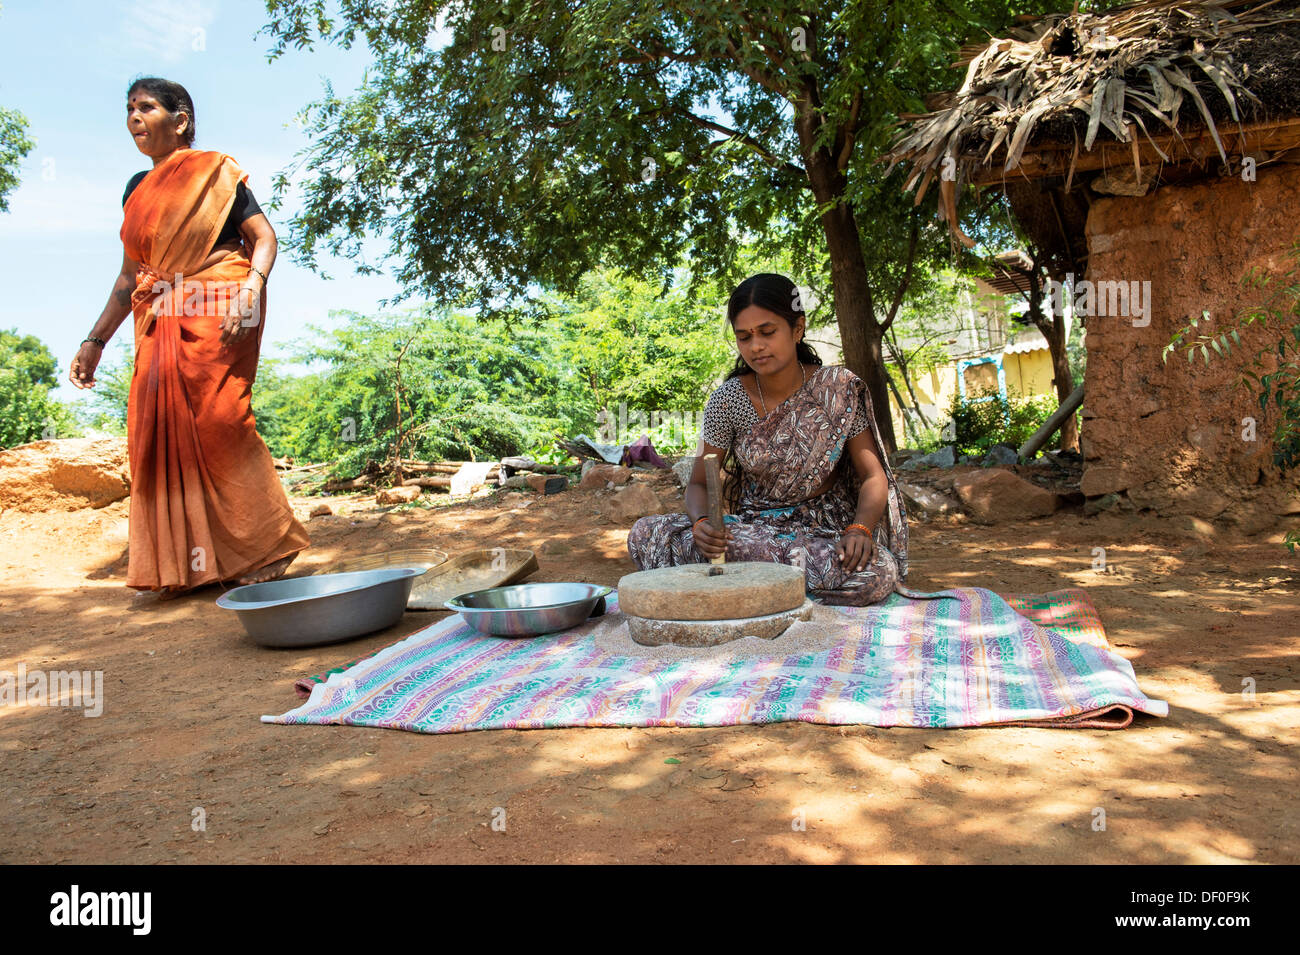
445, 582, 612, 638
216, 567, 423, 648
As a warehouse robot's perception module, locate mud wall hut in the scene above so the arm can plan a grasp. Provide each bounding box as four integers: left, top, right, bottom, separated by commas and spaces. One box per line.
884, 0, 1300, 532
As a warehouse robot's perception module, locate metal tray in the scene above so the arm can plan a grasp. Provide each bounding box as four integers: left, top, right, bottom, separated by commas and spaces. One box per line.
446, 582, 611, 638
216, 567, 422, 648
408, 548, 539, 610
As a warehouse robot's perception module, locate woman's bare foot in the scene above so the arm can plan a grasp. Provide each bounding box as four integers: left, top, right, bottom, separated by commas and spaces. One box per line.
236, 552, 298, 586
130, 584, 192, 607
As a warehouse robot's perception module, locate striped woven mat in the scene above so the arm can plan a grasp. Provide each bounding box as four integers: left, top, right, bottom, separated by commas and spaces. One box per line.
266, 587, 1167, 732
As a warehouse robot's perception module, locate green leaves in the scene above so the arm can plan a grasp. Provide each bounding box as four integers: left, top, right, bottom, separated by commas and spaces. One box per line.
0, 330, 82, 448
248, 263, 735, 471
0, 103, 35, 215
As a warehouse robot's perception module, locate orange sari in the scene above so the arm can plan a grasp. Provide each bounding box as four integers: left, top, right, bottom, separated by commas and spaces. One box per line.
121, 147, 309, 590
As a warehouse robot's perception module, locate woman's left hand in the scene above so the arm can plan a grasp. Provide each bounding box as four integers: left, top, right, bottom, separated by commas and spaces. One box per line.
220, 286, 259, 344
837, 526, 874, 573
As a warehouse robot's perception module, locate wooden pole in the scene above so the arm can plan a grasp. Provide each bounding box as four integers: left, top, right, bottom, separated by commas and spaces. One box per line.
703, 453, 726, 567
1019, 382, 1085, 460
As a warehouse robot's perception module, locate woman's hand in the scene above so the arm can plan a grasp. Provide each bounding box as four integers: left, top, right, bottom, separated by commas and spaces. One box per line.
837, 525, 874, 573
69, 342, 103, 389
692, 518, 734, 560
220, 286, 259, 345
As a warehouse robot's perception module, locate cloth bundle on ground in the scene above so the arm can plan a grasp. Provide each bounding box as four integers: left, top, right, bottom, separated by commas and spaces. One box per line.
265, 586, 1168, 733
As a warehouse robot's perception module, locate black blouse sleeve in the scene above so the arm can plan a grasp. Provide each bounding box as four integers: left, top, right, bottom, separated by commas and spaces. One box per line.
122, 171, 148, 207
230, 181, 262, 224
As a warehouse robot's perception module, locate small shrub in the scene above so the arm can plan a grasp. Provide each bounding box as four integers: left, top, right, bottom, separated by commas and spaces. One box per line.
941, 387, 1058, 456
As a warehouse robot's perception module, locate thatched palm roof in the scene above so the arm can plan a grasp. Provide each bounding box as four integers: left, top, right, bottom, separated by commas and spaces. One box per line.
883, 0, 1300, 246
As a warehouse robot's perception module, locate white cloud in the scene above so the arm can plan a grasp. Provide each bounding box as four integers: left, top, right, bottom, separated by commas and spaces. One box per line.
118, 0, 219, 65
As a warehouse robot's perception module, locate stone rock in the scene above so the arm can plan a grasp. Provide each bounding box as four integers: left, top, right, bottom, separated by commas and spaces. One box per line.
1184, 486, 1232, 519
1084, 492, 1123, 516
1127, 480, 1177, 512
899, 445, 956, 471
1171, 515, 1218, 541
1221, 503, 1279, 536
952, 469, 1059, 524
897, 480, 959, 518
618, 561, 806, 621
889, 448, 923, 467
376, 485, 421, 505
308, 503, 332, 518
1080, 466, 1131, 497
671, 457, 695, 487
503, 474, 532, 489
1034, 450, 1069, 470
984, 444, 1019, 467
1277, 488, 1300, 516
627, 599, 815, 647
579, 464, 631, 489
0, 437, 130, 511
958, 454, 982, 466
600, 483, 664, 522
526, 473, 568, 494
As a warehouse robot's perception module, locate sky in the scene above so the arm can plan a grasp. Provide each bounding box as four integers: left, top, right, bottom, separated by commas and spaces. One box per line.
0, 0, 454, 399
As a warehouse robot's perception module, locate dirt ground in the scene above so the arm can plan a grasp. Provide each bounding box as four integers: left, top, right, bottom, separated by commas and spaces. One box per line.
1, 467, 1296, 864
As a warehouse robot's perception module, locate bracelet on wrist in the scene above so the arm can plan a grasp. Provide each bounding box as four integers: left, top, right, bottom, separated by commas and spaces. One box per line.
845, 523, 872, 538
82, 336, 106, 349
249, 266, 268, 287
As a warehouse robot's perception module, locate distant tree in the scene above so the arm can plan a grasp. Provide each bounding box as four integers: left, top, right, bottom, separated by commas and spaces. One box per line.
883, 265, 976, 442
0, 329, 80, 447
263, 306, 598, 476
0, 5, 34, 212
548, 266, 733, 416
72, 339, 133, 436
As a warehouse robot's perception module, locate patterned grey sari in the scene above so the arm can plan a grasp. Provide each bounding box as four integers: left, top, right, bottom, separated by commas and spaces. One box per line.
628, 364, 918, 606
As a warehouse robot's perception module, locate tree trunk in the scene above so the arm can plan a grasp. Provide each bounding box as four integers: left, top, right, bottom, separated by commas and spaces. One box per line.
1045, 318, 1079, 451
1024, 260, 1080, 452
811, 178, 898, 456
884, 372, 916, 445
793, 82, 907, 456
886, 332, 933, 428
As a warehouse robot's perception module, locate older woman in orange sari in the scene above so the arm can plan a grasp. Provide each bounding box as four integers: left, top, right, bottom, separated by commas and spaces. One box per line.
69, 77, 309, 596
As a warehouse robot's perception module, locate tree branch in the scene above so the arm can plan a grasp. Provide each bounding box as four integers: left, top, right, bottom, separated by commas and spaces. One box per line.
881, 213, 920, 333
677, 110, 806, 179
836, 88, 863, 172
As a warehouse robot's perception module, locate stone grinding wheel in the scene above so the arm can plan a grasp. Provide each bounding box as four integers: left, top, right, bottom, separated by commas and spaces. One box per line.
617, 562, 810, 647
618, 561, 806, 620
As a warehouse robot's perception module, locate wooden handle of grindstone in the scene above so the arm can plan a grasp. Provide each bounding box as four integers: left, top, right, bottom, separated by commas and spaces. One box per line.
703, 453, 725, 567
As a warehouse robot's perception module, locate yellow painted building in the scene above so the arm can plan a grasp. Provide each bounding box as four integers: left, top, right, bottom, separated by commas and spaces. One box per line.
804, 266, 1072, 444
